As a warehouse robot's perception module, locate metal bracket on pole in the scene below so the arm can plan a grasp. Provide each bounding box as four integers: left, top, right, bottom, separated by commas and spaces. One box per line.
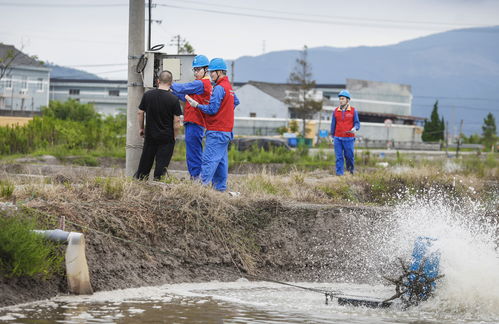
128, 55, 142, 60
128, 82, 144, 87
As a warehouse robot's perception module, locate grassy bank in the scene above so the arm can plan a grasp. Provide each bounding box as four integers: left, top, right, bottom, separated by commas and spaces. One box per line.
0, 208, 64, 278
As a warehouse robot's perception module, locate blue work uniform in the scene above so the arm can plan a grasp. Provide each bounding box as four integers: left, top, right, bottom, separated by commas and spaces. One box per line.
330, 106, 360, 175
196, 76, 239, 191
172, 78, 211, 179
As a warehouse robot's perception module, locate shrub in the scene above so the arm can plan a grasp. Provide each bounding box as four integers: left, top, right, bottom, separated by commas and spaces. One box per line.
102, 177, 125, 200
0, 213, 64, 278
0, 180, 14, 198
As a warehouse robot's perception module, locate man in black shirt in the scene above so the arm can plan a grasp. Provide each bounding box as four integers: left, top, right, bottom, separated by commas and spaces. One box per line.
134, 70, 182, 180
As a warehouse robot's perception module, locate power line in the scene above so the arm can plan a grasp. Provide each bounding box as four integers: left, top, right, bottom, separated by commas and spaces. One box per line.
155, 2, 499, 31
162, 0, 492, 28
66, 63, 127, 68
414, 95, 499, 102
412, 104, 499, 112
155, 3, 472, 31
0, 2, 127, 7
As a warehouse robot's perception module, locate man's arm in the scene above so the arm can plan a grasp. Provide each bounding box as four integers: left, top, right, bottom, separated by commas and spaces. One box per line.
171, 80, 204, 102
330, 112, 336, 137
234, 93, 240, 108
195, 85, 225, 115
353, 110, 360, 131
173, 115, 181, 139
137, 110, 145, 137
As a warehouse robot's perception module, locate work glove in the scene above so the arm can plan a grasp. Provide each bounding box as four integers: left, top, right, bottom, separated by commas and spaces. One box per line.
346, 127, 357, 134
185, 95, 199, 108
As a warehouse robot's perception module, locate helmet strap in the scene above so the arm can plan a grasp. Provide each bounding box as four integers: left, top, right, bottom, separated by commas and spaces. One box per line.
213, 71, 221, 83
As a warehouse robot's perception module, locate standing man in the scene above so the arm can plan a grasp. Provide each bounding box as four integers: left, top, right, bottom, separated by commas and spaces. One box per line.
134, 70, 182, 180
330, 90, 360, 175
185, 58, 240, 192
171, 55, 212, 179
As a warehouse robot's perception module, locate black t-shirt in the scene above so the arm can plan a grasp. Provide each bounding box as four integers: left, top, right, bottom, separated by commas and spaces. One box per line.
139, 88, 182, 143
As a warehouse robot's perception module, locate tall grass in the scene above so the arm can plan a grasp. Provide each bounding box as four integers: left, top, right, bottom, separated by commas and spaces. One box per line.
0, 180, 14, 198
0, 99, 126, 156
0, 212, 64, 278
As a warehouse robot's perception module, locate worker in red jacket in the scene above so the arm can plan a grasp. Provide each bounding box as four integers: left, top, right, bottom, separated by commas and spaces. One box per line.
185, 58, 240, 191
330, 90, 360, 175
171, 55, 212, 179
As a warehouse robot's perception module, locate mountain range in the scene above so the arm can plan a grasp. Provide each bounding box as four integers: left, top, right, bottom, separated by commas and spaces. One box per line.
229, 26, 499, 135
47, 63, 102, 80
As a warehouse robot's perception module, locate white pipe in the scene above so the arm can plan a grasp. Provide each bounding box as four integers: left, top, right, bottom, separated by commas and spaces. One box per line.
34, 230, 93, 295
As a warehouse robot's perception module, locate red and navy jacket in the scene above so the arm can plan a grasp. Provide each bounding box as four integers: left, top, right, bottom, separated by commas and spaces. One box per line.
197, 76, 239, 132
171, 77, 212, 127
330, 105, 360, 138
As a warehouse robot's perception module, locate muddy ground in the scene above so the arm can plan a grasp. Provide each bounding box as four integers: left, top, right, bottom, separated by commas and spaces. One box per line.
0, 186, 395, 307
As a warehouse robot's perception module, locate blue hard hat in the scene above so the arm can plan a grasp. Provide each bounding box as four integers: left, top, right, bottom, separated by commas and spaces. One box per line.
192, 55, 209, 68
207, 58, 227, 71
338, 90, 351, 99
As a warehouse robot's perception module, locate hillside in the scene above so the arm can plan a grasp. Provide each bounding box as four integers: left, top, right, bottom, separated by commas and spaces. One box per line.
230, 26, 499, 134
46, 63, 102, 80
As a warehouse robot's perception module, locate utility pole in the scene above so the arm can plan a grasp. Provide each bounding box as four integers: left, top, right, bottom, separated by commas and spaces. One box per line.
231, 61, 235, 83
445, 121, 449, 157
148, 0, 152, 50
170, 35, 182, 54
125, 0, 145, 177
456, 119, 463, 158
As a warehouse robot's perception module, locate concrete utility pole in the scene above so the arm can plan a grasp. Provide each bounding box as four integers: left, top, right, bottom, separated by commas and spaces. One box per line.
231, 61, 235, 83
456, 119, 464, 158
125, 0, 145, 177
148, 0, 152, 50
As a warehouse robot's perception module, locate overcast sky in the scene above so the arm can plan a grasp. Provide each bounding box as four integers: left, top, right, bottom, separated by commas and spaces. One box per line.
1, 0, 498, 80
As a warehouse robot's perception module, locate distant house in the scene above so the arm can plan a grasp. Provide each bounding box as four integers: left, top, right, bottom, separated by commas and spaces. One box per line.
234, 79, 425, 143
49, 78, 127, 115
0, 44, 50, 116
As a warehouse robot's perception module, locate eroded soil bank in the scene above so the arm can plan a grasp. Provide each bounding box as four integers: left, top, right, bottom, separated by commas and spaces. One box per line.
0, 180, 397, 308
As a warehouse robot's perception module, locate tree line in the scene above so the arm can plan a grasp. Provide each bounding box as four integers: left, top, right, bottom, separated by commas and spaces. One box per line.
422, 100, 497, 150
0, 99, 125, 155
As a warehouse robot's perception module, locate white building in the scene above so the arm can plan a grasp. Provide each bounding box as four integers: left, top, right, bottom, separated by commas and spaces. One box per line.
49, 78, 127, 115
234, 79, 425, 144
0, 44, 50, 115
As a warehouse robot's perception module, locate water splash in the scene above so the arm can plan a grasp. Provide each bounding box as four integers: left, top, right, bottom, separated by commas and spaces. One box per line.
376, 189, 499, 317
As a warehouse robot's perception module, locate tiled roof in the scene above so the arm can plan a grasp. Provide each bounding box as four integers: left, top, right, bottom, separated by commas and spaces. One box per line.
0, 43, 44, 67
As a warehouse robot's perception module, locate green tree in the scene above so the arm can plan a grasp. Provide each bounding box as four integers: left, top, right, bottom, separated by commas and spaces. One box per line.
462, 133, 482, 144
0, 46, 21, 81
285, 45, 323, 138
482, 112, 497, 151
170, 35, 195, 54
42, 99, 98, 122
422, 100, 445, 142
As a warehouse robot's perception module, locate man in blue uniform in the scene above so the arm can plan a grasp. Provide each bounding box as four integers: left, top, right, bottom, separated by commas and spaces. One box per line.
330, 90, 360, 175
171, 55, 212, 179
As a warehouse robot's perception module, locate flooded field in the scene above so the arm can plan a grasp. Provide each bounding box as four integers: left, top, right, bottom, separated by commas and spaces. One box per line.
1, 279, 498, 324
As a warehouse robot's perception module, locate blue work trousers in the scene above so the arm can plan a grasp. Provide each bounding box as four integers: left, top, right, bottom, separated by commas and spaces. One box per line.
200, 131, 232, 191
333, 137, 355, 175
184, 122, 205, 179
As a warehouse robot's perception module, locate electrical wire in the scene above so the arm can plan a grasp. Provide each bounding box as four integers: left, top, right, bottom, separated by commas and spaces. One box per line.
159, 0, 492, 28
0, 2, 127, 7
414, 95, 499, 102
154, 2, 499, 31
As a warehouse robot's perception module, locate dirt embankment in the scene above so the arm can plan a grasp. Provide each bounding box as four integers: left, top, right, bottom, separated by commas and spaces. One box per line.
0, 180, 396, 308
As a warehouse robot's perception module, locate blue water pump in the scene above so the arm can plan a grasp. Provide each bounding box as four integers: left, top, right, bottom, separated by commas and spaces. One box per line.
383, 236, 443, 307
407, 236, 441, 300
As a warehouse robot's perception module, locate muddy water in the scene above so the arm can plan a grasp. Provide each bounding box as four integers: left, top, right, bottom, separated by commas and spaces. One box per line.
1, 280, 498, 323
